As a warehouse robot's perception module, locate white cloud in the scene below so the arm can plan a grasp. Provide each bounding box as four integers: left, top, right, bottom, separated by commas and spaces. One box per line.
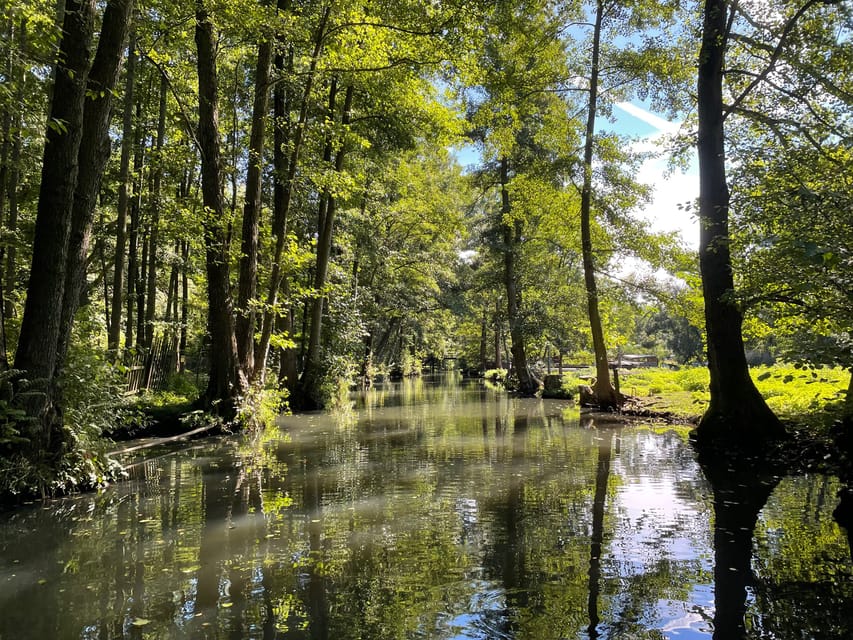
615, 102, 680, 134
617, 102, 699, 249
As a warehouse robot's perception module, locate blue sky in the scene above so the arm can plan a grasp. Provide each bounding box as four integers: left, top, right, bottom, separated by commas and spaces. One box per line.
613, 102, 699, 249
453, 101, 699, 249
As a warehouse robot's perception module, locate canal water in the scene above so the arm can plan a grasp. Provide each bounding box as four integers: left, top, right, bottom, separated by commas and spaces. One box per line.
1, 375, 851, 639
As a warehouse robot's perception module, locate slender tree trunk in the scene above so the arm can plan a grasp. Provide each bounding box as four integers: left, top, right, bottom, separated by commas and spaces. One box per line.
195, 0, 248, 415
0, 20, 13, 363
0, 21, 10, 235
265, 29, 298, 391
137, 229, 147, 344
125, 96, 144, 351
4, 22, 23, 321
57, 0, 134, 374
109, 26, 137, 355
479, 305, 488, 374
98, 229, 110, 331
164, 244, 178, 324
179, 239, 189, 371
144, 73, 167, 350
693, 0, 782, 443
494, 297, 502, 370
500, 158, 538, 395
299, 84, 353, 408
236, 36, 273, 378
579, 0, 618, 410
13, 0, 95, 452
255, 3, 328, 380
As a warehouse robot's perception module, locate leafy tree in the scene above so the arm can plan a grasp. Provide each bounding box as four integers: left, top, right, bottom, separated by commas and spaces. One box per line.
462, 0, 574, 395
193, 0, 248, 415
692, 0, 847, 443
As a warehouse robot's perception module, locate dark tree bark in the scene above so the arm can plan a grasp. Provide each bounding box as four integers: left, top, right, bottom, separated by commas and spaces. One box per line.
494, 297, 502, 370
0, 21, 11, 240
479, 305, 488, 374
579, 0, 619, 410
137, 228, 147, 344
57, 0, 134, 373
144, 73, 167, 350
125, 96, 145, 351
109, 26, 137, 355
500, 158, 538, 396
0, 20, 14, 369
236, 36, 273, 378
195, 0, 248, 415
13, 0, 96, 450
268, 27, 299, 392
4, 22, 23, 322
164, 242, 179, 324
255, 2, 328, 381
298, 83, 353, 409
693, 0, 783, 443
107, 23, 136, 360
179, 239, 189, 370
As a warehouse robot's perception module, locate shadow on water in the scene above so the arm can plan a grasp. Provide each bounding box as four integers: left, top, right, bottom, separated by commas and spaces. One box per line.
700, 459, 779, 640
586, 424, 617, 640
2, 377, 853, 638
700, 444, 853, 640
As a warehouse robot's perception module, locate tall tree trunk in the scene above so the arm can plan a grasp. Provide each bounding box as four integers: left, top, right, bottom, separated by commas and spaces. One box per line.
179, 239, 189, 371
109, 26, 137, 355
255, 2, 328, 380
479, 305, 488, 374
13, 0, 95, 452
0, 20, 13, 369
195, 0, 248, 416
265, 30, 298, 391
125, 96, 144, 351
494, 297, 502, 370
579, 0, 619, 410
694, 0, 782, 443
4, 21, 23, 322
236, 36, 273, 378
57, 0, 134, 374
137, 228, 147, 344
164, 242, 178, 324
298, 84, 353, 408
107, 27, 137, 352
0, 21, 11, 238
144, 73, 167, 350
98, 229, 110, 331
500, 158, 538, 395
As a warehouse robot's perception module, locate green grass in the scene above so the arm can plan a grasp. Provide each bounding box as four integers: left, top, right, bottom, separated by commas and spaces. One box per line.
617, 365, 850, 427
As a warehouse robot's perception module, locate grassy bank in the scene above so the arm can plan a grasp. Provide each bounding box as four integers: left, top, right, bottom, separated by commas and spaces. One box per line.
576, 365, 850, 428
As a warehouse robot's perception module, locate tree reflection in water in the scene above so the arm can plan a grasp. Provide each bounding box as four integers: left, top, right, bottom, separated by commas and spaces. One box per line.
2, 378, 853, 638
587, 424, 615, 640
701, 459, 779, 640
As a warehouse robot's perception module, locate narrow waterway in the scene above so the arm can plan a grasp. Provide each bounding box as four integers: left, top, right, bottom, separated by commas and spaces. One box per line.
1, 375, 851, 639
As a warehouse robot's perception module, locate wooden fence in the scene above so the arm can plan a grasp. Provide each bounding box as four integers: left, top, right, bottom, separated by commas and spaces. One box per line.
124, 334, 183, 394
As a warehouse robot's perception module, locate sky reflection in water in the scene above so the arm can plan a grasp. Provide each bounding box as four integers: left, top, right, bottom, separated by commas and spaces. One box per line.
0, 376, 851, 639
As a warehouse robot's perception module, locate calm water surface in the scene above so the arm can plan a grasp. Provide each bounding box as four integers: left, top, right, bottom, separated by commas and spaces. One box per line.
1, 376, 851, 639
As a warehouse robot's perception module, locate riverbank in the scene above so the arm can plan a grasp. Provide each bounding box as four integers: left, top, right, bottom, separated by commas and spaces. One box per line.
556, 364, 850, 429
